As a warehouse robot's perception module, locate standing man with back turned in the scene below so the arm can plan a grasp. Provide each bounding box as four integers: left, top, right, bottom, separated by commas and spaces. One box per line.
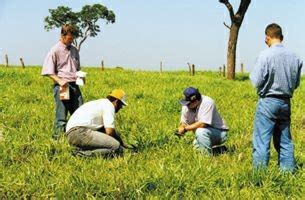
250, 23, 303, 172
42, 24, 84, 140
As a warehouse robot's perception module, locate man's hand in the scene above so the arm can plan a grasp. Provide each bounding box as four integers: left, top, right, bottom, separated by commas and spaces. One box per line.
122, 143, 132, 149
49, 75, 68, 86
178, 126, 186, 134
58, 79, 68, 87
174, 130, 184, 137
49, 74, 68, 86
175, 125, 186, 137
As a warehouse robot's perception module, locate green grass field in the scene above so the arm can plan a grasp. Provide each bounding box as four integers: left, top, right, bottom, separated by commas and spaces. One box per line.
1, 67, 305, 198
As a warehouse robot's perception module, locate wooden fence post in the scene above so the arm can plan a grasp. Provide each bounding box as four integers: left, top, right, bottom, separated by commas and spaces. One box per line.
101, 60, 104, 71
20, 58, 25, 68
219, 66, 222, 75
241, 63, 244, 73
187, 62, 192, 75
5, 54, 8, 67
192, 64, 195, 76
223, 64, 226, 77
160, 61, 163, 73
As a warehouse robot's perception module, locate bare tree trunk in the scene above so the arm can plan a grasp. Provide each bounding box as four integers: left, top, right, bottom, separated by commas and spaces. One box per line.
227, 23, 240, 79
219, 0, 251, 80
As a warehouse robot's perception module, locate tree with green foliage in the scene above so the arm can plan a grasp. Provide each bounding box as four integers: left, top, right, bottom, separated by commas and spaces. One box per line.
44, 4, 115, 51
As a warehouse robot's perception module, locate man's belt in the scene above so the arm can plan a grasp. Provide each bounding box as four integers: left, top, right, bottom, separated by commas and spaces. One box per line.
265, 94, 290, 101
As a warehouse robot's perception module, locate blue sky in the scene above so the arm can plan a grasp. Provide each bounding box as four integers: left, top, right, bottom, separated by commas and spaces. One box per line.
0, 0, 304, 71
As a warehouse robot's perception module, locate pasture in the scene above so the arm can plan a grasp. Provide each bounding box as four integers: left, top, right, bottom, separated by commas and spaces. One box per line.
1, 67, 305, 198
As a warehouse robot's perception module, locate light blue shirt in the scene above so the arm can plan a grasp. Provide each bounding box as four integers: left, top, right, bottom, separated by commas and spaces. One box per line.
250, 43, 303, 98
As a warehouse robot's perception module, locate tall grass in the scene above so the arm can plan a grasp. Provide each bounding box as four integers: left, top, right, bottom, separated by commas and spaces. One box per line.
1, 67, 305, 198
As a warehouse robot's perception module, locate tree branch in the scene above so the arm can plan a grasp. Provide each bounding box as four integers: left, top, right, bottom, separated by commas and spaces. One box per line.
223, 22, 231, 29
235, 0, 251, 24
219, 0, 235, 22
77, 27, 90, 52
236, 0, 251, 16
73, 39, 78, 48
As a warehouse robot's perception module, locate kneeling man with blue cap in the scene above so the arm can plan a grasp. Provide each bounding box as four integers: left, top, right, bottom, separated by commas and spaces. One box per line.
176, 87, 229, 155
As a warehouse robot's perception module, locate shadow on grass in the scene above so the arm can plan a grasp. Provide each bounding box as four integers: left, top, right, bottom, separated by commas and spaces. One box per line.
212, 144, 237, 156
235, 74, 250, 81
130, 136, 171, 153
296, 161, 304, 171
212, 145, 228, 156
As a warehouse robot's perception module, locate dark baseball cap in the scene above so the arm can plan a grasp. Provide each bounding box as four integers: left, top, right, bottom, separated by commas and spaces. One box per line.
179, 87, 201, 106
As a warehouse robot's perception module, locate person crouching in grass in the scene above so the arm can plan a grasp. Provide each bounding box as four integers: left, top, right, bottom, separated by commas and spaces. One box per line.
176, 87, 229, 155
65, 89, 130, 157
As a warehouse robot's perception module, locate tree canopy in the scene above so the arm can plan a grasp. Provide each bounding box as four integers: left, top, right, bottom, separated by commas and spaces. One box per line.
44, 4, 115, 51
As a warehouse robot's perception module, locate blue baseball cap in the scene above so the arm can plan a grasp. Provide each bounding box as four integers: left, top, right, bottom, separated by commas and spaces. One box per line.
179, 87, 201, 106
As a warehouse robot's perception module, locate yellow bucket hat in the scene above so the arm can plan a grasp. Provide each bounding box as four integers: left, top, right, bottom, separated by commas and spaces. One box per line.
109, 89, 128, 106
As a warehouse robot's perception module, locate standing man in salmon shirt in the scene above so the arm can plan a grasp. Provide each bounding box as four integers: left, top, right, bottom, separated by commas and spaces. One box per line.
42, 24, 84, 140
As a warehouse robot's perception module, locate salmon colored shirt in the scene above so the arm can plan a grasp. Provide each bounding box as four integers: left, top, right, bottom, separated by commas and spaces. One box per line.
42, 41, 80, 82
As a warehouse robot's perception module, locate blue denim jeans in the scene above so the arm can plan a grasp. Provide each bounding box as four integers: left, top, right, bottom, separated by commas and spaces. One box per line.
53, 83, 83, 139
252, 97, 295, 172
193, 127, 227, 154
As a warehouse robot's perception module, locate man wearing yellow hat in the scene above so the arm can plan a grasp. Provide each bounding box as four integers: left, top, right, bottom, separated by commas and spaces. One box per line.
65, 89, 129, 157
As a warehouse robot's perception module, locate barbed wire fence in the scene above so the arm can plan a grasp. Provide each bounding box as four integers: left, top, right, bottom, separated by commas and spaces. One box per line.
1, 54, 247, 76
